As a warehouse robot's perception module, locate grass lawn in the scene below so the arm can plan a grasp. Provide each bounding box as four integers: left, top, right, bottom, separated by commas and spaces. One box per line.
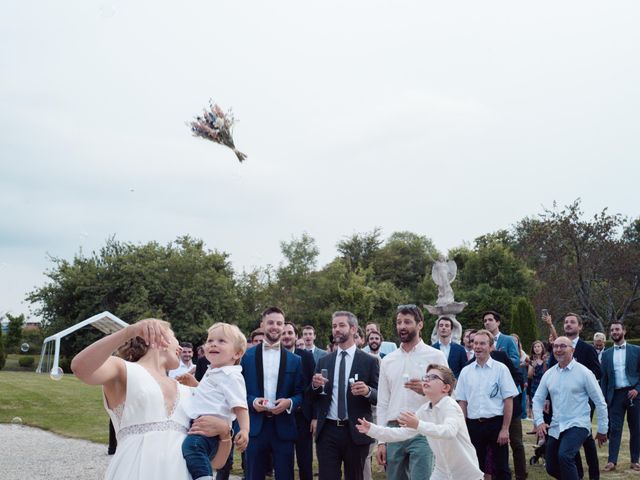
1, 370, 638, 478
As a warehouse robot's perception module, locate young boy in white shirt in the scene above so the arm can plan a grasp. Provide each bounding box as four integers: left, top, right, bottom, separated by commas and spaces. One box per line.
180, 323, 250, 480
356, 364, 483, 480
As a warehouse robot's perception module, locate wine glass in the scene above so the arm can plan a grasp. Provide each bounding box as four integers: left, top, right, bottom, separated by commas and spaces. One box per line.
320, 369, 329, 395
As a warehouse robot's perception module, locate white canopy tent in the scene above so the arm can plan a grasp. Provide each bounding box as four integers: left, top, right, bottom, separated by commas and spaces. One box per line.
36, 311, 128, 374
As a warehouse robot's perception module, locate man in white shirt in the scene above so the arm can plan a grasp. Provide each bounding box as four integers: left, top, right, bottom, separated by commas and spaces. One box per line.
533, 336, 608, 480
168, 341, 195, 378
302, 325, 327, 363
375, 304, 448, 480
456, 329, 519, 480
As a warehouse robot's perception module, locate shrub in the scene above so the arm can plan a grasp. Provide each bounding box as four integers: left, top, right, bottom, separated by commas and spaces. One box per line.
18, 356, 35, 368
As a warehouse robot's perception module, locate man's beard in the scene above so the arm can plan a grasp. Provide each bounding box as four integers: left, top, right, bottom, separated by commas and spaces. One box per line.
369, 342, 380, 352
265, 331, 281, 344
398, 329, 417, 343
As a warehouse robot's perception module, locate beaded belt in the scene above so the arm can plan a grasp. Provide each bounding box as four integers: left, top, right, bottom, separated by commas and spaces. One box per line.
117, 420, 188, 442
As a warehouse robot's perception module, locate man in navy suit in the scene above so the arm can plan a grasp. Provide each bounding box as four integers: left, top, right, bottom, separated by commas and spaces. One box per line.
548, 312, 602, 480
241, 307, 305, 480
311, 311, 379, 480
600, 321, 640, 472
281, 322, 316, 480
431, 316, 468, 378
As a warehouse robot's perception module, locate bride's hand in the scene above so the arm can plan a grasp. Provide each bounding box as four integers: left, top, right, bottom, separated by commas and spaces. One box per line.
189, 415, 231, 437
129, 319, 171, 348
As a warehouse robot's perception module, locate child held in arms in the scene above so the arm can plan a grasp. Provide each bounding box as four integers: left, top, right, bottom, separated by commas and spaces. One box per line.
179, 323, 249, 480
356, 364, 483, 480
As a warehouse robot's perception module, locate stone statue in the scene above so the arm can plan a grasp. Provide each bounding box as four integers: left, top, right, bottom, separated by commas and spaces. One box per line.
432, 258, 457, 306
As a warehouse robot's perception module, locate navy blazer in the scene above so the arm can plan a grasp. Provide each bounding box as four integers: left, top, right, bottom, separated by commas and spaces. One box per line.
432, 341, 468, 378
312, 348, 379, 445
294, 347, 316, 421
600, 343, 640, 406
548, 338, 601, 380
241, 343, 305, 441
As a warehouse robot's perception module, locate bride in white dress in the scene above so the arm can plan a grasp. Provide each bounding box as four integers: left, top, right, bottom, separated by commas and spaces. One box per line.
71, 318, 232, 480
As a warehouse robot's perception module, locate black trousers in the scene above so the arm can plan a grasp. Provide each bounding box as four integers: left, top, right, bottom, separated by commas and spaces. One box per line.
295, 412, 314, 480
467, 416, 511, 480
316, 421, 369, 480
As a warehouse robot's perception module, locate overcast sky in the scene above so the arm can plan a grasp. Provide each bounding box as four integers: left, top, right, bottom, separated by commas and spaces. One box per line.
2, 0, 639, 320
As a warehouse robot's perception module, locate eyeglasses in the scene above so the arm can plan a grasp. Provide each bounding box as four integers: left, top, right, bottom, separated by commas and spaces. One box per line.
397, 304, 418, 310
552, 344, 571, 350
421, 374, 445, 383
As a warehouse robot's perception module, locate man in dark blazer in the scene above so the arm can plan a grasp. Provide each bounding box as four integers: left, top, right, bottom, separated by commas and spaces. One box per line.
547, 312, 602, 480
600, 321, 640, 472
241, 307, 305, 480
311, 311, 379, 480
432, 316, 468, 378
282, 321, 316, 480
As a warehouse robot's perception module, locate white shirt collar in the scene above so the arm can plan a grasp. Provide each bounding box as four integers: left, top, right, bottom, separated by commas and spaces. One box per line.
337, 344, 357, 357
208, 364, 243, 375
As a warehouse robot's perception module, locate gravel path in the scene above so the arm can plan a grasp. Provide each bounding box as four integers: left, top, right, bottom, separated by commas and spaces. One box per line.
0, 424, 242, 480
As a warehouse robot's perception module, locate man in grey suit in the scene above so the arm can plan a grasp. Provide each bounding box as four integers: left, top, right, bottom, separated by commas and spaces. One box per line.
600, 321, 640, 472
302, 325, 327, 363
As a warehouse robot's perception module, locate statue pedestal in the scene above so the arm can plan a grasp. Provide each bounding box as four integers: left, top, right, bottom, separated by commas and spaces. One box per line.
425, 301, 468, 345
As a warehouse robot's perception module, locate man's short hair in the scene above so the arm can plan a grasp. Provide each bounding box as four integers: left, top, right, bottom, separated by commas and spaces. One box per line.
367, 330, 384, 342
473, 329, 495, 346
464, 328, 477, 337
563, 312, 583, 326
180, 342, 193, 349
397, 304, 424, 324
437, 316, 453, 329
482, 310, 501, 323
249, 328, 265, 341
302, 325, 315, 333
366, 321, 381, 330
261, 306, 285, 320
285, 321, 300, 337
609, 320, 625, 331
593, 332, 606, 341
332, 311, 358, 328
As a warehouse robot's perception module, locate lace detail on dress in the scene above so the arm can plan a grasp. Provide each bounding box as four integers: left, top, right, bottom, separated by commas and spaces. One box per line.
111, 403, 125, 423
117, 420, 188, 442
166, 381, 180, 418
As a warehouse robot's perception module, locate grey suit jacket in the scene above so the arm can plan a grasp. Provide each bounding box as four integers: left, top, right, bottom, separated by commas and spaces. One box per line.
311, 346, 328, 363
600, 343, 640, 406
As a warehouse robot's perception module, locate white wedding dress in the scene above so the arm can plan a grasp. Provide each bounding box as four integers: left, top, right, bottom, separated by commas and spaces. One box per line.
104, 361, 192, 480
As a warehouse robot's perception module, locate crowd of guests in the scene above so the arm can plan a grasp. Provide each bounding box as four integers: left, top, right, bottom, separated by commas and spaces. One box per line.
77, 305, 640, 480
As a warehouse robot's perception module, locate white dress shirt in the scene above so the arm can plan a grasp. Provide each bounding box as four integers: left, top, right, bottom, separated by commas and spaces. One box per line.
455, 357, 519, 419
262, 343, 281, 405
377, 340, 448, 429
613, 343, 631, 388
532, 358, 608, 439
185, 365, 247, 420
438, 341, 451, 360
367, 396, 483, 480
168, 360, 195, 378
327, 344, 357, 420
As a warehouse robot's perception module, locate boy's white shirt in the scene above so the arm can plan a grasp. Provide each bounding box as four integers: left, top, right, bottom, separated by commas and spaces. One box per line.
367, 395, 483, 480
184, 364, 248, 421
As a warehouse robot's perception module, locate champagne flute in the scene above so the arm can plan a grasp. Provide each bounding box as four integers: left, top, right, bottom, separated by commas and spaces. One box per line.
320, 368, 329, 395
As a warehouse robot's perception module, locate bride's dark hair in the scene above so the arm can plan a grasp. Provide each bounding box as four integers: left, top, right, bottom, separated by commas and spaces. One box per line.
116, 319, 172, 362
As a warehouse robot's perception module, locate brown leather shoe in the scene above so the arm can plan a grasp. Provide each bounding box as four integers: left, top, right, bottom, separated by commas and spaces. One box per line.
631, 462, 640, 471
603, 462, 616, 472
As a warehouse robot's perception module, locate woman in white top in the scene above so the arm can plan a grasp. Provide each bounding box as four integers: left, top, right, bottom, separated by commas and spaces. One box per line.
71, 318, 232, 480
357, 364, 483, 480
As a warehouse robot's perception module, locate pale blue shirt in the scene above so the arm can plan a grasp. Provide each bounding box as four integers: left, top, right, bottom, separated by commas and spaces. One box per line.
613, 343, 631, 388
532, 358, 608, 439
439, 341, 451, 360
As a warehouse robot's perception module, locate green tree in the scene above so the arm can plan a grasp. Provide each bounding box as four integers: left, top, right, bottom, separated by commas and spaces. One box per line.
6, 313, 24, 353
336, 228, 383, 272
27, 236, 240, 357
510, 297, 538, 351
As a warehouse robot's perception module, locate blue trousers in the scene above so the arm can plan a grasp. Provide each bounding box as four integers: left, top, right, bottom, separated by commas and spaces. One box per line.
245, 417, 294, 480
608, 387, 640, 464
182, 433, 220, 480
546, 427, 589, 480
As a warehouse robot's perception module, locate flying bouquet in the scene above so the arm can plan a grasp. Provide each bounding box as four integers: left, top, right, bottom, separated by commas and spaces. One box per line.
188, 101, 247, 162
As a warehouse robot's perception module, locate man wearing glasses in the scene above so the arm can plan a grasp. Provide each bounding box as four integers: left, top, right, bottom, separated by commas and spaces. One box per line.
456, 329, 519, 480
375, 304, 448, 479
532, 336, 608, 480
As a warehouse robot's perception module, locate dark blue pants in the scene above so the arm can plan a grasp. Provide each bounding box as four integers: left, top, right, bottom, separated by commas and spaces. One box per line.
182, 433, 220, 480
608, 387, 640, 464
546, 427, 589, 480
245, 417, 294, 480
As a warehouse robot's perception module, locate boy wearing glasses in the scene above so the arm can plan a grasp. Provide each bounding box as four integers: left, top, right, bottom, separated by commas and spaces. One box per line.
357, 364, 483, 480
456, 329, 519, 480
